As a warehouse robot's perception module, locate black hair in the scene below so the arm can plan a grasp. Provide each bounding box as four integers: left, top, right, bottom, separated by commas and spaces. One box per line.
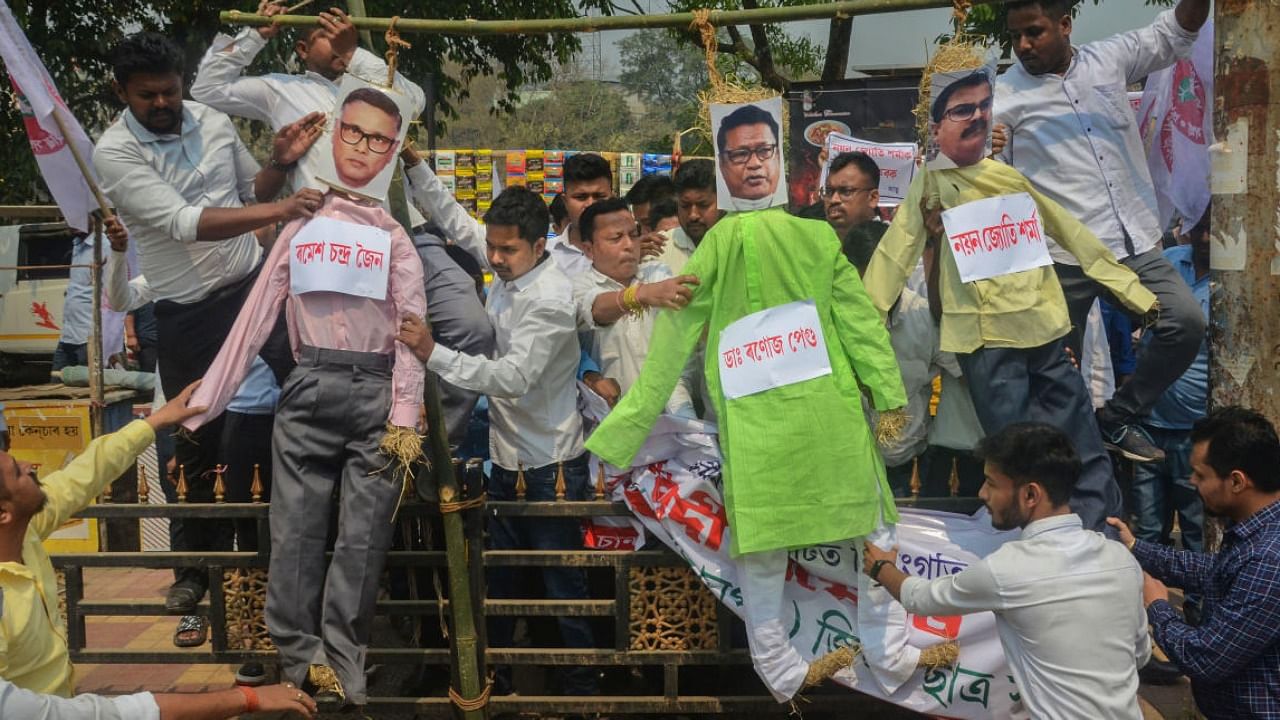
648, 197, 678, 227
549, 193, 569, 226
1006, 0, 1075, 20
1190, 407, 1280, 493
564, 153, 613, 188
625, 174, 675, 207
842, 220, 888, 273
578, 197, 632, 244
341, 87, 403, 133
110, 32, 185, 87
484, 186, 550, 245
828, 151, 881, 188
974, 422, 1080, 506
930, 69, 992, 123
673, 158, 716, 194
716, 103, 780, 152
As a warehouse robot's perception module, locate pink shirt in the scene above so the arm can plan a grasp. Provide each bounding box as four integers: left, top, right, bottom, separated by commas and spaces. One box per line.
183, 193, 426, 430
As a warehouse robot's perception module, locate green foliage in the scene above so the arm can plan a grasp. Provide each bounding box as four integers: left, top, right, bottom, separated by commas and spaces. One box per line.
0, 0, 611, 204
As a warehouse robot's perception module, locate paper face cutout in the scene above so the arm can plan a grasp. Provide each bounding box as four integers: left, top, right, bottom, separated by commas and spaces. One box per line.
316, 75, 415, 202
924, 62, 996, 171
712, 97, 788, 212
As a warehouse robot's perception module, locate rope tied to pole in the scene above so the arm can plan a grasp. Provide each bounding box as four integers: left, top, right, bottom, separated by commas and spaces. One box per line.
689, 9, 722, 91
438, 492, 487, 514
448, 675, 494, 711
384, 16, 412, 88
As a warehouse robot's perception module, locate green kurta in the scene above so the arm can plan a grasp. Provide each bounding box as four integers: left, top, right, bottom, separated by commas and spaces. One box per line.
586, 208, 907, 556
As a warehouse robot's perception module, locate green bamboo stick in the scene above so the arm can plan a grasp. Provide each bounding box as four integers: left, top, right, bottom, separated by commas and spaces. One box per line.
220, 0, 1003, 35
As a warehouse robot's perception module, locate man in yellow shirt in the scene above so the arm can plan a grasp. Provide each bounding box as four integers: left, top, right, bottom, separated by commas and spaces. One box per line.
0, 382, 206, 696
864, 158, 1156, 533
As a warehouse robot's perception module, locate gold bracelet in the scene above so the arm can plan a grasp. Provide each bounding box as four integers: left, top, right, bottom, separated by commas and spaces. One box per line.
622, 284, 644, 318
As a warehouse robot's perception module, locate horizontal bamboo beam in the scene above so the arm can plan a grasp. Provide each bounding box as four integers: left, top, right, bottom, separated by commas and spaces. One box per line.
220, 0, 1002, 35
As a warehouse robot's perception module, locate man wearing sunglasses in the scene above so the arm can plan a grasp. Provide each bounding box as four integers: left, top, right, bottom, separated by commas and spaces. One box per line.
330, 88, 401, 192
716, 103, 783, 210
930, 70, 994, 169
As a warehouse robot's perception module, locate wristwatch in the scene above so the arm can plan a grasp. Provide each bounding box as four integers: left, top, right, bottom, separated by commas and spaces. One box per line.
869, 559, 891, 582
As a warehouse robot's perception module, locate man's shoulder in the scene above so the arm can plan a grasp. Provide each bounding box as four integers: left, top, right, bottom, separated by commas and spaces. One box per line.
1162, 244, 1192, 264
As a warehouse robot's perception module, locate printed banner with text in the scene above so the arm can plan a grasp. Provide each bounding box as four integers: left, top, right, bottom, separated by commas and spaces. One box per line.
290, 217, 392, 300
942, 193, 1051, 284
820, 133, 918, 207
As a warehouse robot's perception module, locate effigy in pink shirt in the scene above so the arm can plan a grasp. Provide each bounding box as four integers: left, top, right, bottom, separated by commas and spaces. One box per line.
183, 192, 426, 431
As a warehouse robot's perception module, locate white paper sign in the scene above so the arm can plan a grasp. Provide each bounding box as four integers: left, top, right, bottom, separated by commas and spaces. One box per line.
717, 299, 832, 400
289, 216, 392, 300
820, 133, 918, 206
942, 193, 1052, 284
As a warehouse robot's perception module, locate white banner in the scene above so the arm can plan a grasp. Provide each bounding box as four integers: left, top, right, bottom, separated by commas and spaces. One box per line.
820, 133, 918, 206
1137, 20, 1214, 228
289, 217, 391, 300
716, 299, 832, 400
583, 406, 1026, 718
942, 193, 1051, 284
0, 1, 97, 233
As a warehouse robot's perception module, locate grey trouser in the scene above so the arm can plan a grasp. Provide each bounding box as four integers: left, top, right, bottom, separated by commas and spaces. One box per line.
1055, 247, 1206, 422
266, 346, 403, 704
415, 233, 495, 446
958, 339, 1120, 532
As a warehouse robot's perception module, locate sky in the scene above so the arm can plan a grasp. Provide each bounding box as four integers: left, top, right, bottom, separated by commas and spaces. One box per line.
587, 2, 1168, 80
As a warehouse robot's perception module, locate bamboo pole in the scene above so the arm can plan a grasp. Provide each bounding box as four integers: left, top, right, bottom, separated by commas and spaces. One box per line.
221, 0, 1004, 35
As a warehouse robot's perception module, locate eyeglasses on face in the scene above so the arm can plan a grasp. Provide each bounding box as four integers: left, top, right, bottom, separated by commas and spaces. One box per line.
943, 96, 994, 123
723, 144, 778, 165
338, 122, 396, 154
821, 185, 876, 200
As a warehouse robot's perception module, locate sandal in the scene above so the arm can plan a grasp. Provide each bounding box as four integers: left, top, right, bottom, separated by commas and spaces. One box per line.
173, 615, 208, 648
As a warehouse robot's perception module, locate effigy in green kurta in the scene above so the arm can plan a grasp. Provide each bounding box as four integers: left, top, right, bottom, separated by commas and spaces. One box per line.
586, 207, 907, 556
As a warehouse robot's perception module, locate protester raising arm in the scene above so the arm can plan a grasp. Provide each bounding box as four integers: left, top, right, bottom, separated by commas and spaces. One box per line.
254, 112, 326, 202
401, 144, 487, 263
587, 275, 701, 326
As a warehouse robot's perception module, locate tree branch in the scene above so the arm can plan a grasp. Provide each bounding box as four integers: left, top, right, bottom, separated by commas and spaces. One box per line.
821, 14, 853, 82
739, 0, 789, 91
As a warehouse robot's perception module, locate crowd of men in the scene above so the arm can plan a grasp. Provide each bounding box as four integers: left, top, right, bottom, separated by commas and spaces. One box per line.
1, 0, 1278, 717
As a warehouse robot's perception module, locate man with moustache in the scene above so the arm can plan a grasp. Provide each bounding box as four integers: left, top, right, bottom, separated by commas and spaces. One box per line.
865, 423, 1151, 719
1110, 407, 1280, 718
930, 70, 993, 169
995, 0, 1210, 464
651, 159, 723, 273
716, 104, 783, 210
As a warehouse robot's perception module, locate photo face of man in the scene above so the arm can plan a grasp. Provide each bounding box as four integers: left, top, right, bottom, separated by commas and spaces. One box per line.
719, 123, 780, 201
332, 100, 400, 189
933, 82, 993, 168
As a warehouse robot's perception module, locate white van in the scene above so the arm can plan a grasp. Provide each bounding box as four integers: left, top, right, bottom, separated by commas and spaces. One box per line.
0, 222, 75, 381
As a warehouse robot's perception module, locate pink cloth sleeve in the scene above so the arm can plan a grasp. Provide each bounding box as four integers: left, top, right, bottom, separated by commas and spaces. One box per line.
387, 225, 427, 428
181, 221, 296, 430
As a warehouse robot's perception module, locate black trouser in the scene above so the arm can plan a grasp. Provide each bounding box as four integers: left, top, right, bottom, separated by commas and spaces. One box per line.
153, 267, 291, 593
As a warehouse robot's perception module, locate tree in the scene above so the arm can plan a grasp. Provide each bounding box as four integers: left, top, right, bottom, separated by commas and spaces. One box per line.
0, 0, 613, 204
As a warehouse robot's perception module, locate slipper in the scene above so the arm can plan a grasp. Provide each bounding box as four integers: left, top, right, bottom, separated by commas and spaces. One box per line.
165, 584, 201, 615
173, 615, 208, 648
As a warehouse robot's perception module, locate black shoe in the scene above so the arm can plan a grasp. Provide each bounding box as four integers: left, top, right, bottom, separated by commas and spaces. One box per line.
164, 581, 204, 615
235, 662, 266, 686
1139, 657, 1183, 685
1098, 416, 1166, 463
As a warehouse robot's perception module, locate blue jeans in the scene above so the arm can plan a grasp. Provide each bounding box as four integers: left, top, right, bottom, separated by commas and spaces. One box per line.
1131, 426, 1204, 552
487, 454, 597, 695
51, 342, 87, 371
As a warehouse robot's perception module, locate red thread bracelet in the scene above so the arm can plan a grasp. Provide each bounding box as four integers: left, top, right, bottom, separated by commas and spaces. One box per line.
236, 685, 261, 713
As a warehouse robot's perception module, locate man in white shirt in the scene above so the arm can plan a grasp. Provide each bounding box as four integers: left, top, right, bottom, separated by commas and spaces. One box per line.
93, 32, 321, 616
0, 676, 315, 720
572, 198, 698, 414
864, 422, 1151, 719
994, 0, 1210, 464
395, 187, 598, 697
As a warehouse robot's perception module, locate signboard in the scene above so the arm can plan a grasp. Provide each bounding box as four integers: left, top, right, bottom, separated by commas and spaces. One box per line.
717, 299, 832, 399
290, 217, 392, 300
3, 404, 98, 553
943, 193, 1052, 283
821, 133, 918, 206
787, 77, 920, 210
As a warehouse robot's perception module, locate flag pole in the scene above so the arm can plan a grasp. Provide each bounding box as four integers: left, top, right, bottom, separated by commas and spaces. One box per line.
47, 106, 112, 435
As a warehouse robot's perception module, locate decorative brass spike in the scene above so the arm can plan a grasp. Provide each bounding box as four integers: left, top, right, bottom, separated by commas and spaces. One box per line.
137, 464, 149, 504
515, 463, 526, 501
595, 461, 607, 500
213, 464, 227, 503
554, 462, 567, 501
250, 464, 264, 503
949, 457, 960, 497
909, 457, 921, 498
176, 465, 188, 503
